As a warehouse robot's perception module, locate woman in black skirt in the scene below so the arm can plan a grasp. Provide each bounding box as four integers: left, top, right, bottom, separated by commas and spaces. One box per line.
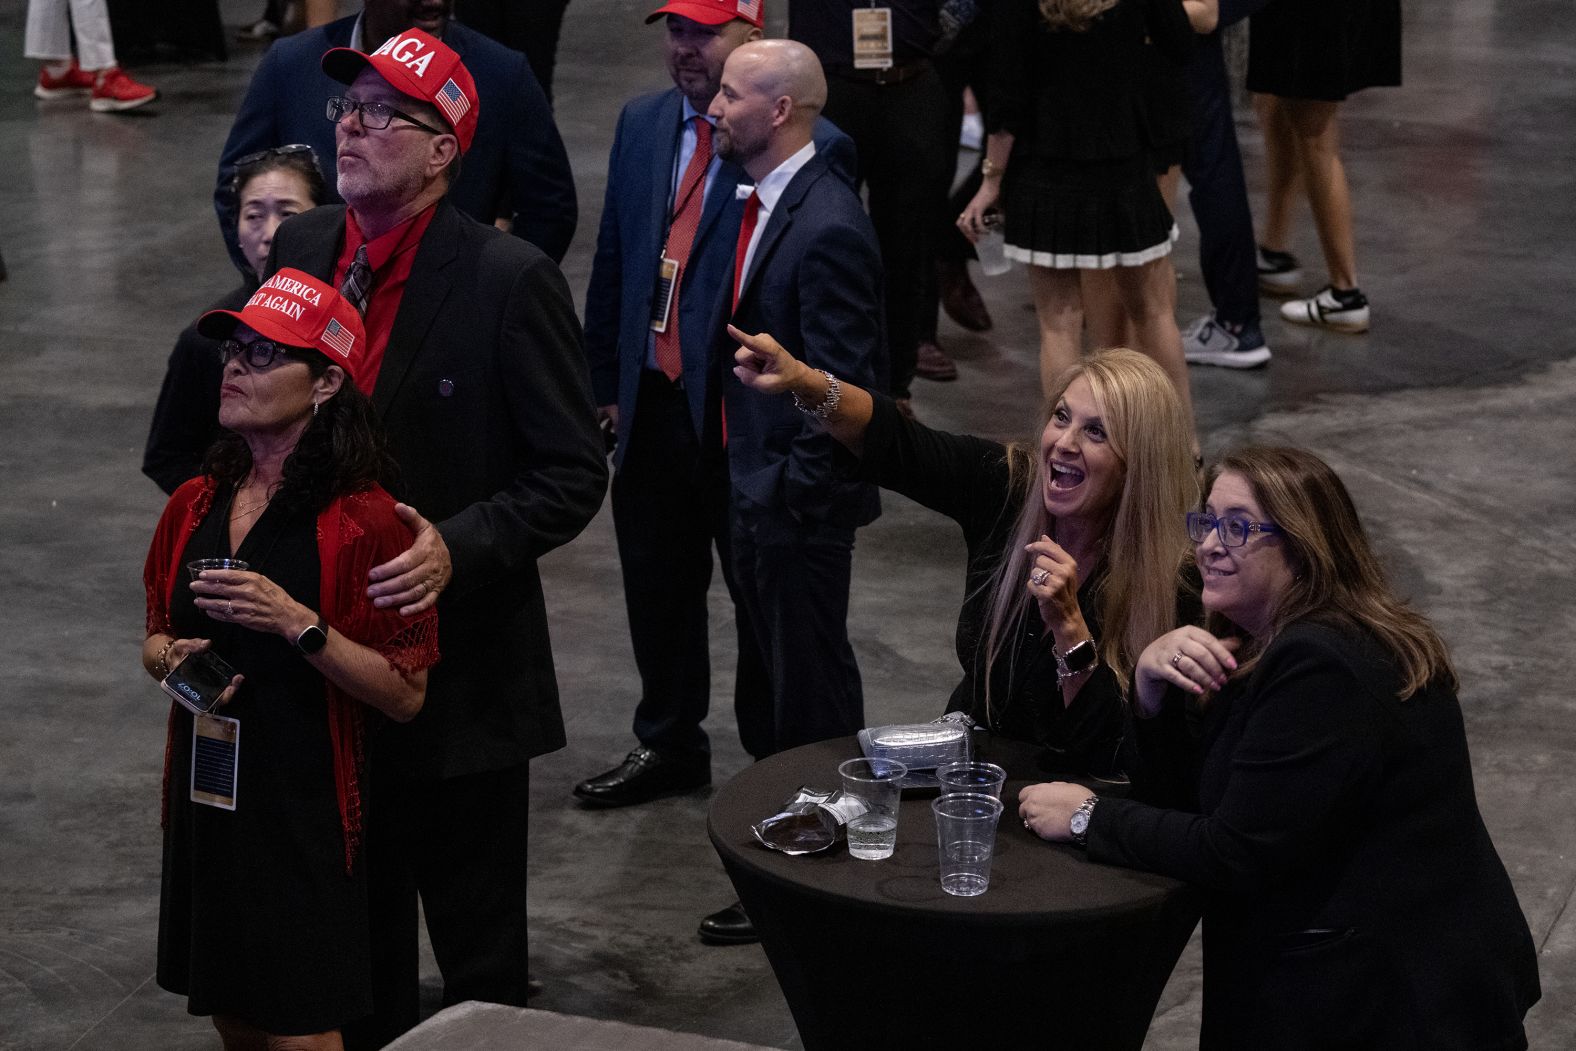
141, 270, 438, 1050
1250, 0, 1399, 334
959, 0, 1217, 450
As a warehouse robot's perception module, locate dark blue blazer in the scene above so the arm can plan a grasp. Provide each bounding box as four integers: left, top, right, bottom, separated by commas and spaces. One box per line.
215, 15, 576, 269
583, 90, 856, 469
720, 147, 886, 529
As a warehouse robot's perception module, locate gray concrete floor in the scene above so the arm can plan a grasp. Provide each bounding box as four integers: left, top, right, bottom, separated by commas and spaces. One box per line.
1, 0, 1573, 1047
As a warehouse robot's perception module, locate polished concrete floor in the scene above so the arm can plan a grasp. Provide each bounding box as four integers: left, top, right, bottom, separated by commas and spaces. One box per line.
1, 0, 1573, 1048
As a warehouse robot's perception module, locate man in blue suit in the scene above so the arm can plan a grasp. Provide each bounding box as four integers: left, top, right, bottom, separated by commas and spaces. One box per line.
697, 38, 885, 942
574, 1, 769, 811
214, 0, 575, 270
576, 1, 858, 820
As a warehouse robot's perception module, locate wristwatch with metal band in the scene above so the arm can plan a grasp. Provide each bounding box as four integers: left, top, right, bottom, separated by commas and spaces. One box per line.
1069, 794, 1098, 847
1055, 637, 1098, 680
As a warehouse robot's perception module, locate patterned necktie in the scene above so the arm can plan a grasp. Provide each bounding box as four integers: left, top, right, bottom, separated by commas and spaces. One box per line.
732, 190, 762, 312
654, 117, 713, 381
340, 244, 374, 317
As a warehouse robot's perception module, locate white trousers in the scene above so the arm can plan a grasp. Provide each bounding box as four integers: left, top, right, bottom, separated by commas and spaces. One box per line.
24, 0, 118, 70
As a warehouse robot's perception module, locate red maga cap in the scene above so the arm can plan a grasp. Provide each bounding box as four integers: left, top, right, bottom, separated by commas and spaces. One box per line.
646, 0, 764, 29
199, 269, 368, 384
321, 28, 480, 153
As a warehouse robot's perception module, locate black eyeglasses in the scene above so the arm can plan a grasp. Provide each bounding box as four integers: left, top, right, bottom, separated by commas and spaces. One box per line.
218, 338, 312, 370
326, 95, 445, 135
1186, 511, 1282, 548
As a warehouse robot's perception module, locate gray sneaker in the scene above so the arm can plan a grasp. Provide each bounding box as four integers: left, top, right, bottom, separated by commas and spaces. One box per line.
1182, 315, 1272, 369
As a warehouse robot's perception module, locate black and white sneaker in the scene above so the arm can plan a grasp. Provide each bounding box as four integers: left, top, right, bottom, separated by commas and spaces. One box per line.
1257, 247, 1302, 296
1280, 286, 1370, 333
1182, 314, 1272, 368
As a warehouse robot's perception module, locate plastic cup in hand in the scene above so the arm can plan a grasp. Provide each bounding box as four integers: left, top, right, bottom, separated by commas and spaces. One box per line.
839, 757, 908, 860
936, 760, 1007, 800
975, 211, 1011, 277
932, 792, 1003, 897
187, 558, 249, 580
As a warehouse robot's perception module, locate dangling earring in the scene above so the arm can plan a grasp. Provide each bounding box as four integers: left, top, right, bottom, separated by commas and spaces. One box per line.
312, 399, 319, 418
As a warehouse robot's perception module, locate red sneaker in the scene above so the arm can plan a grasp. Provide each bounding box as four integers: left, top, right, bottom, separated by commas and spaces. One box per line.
90, 67, 158, 113
34, 60, 96, 100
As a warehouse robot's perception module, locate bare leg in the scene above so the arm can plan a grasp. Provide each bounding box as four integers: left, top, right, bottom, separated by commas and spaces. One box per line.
267, 1031, 344, 1051
1027, 265, 1084, 397
1282, 99, 1358, 289
1112, 258, 1199, 455
1253, 94, 1299, 253
214, 1017, 268, 1051
1079, 268, 1133, 351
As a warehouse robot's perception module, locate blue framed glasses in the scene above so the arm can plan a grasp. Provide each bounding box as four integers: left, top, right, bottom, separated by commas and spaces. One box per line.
1186, 511, 1282, 548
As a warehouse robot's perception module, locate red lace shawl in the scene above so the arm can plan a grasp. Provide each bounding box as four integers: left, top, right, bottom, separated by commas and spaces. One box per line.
143, 477, 440, 873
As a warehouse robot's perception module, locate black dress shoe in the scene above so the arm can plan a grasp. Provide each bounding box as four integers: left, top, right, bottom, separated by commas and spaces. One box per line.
939, 258, 993, 332
698, 900, 758, 945
573, 746, 709, 807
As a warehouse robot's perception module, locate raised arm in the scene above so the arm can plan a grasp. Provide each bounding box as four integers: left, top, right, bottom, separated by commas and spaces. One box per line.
730, 324, 875, 456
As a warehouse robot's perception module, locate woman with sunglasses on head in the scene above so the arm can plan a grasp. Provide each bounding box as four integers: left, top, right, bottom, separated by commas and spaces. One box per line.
1019, 446, 1540, 1048
731, 329, 1198, 776
140, 271, 439, 1051
143, 145, 327, 495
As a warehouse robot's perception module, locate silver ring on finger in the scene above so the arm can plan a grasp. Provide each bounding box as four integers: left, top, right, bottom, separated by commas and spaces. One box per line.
415, 580, 427, 595
225, 601, 235, 618
1170, 651, 1183, 668
1031, 569, 1050, 586
1022, 818, 1031, 831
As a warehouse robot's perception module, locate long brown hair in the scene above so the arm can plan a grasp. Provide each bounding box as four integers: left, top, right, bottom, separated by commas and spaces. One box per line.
980, 350, 1197, 716
1038, 0, 1120, 32
1205, 447, 1458, 698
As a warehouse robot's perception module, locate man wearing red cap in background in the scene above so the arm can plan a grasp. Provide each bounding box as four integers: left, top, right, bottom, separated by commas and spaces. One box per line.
267, 29, 607, 1049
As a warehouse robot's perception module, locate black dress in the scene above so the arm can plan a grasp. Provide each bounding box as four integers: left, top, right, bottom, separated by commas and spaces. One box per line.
988, 0, 1197, 267
857, 395, 1128, 775
157, 491, 372, 1034
1247, 0, 1402, 102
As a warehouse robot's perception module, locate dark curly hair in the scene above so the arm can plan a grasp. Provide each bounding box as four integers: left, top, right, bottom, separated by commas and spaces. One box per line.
203, 354, 398, 515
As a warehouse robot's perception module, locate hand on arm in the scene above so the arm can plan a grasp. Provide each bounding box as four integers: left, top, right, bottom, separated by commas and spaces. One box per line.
189, 567, 427, 721
365, 503, 452, 616
1134, 626, 1240, 717
730, 324, 875, 455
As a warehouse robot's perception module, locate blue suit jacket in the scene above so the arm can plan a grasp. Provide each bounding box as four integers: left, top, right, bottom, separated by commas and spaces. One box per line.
215, 15, 576, 269
719, 148, 886, 529
583, 89, 856, 469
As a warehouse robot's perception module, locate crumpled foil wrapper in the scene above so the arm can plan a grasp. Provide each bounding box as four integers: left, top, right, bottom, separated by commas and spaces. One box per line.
751, 786, 869, 855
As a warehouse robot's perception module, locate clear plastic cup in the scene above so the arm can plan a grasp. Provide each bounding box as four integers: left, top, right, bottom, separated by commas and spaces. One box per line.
839, 757, 908, 861
975, 211, 1011, 277
187, 558, 249, 580
936, 761, 1007, 800
932, 792, 1004, 896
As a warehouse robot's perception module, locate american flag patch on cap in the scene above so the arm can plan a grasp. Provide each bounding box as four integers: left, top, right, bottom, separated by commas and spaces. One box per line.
736, 0, 761, 20
436, 78, 470, 126
322, 318, 356, 358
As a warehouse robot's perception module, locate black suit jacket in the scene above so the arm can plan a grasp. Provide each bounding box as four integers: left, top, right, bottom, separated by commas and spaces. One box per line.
719, 149, 885, 528
1090, 618, 1540, 1050
269, 200, 607, 779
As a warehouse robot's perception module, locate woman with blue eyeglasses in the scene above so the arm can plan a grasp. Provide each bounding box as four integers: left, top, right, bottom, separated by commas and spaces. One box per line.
1020, 446, 1540, 1049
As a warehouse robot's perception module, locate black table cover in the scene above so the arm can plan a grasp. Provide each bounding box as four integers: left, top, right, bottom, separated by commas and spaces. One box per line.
708, 734, 1200, 1050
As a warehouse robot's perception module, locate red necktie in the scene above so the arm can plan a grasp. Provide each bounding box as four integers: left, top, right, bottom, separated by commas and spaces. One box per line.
732, 190, 762, 312
654, 117, 713, 381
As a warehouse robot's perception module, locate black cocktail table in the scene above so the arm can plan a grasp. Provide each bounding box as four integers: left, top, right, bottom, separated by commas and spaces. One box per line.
708, 735, 1200, 1050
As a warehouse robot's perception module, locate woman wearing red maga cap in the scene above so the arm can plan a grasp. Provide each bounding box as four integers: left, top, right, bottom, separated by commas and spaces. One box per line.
139, 269, 439, 1048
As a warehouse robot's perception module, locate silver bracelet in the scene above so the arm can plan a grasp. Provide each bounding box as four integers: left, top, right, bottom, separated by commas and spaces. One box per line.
792, 370, 841, 420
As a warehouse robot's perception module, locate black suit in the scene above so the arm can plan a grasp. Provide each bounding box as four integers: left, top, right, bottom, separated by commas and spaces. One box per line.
1090, 619, 1540, 1049
719, 147, 885, 756
269, 199, 607, 1045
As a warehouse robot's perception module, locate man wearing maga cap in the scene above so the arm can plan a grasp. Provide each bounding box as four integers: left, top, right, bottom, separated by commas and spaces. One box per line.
215, 0, 576, 273
268, 28, 606, 1048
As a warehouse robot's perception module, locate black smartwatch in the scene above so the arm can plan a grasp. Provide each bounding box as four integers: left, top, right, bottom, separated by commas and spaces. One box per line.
294, 615, 329, 656
1055, 638, 1098, 680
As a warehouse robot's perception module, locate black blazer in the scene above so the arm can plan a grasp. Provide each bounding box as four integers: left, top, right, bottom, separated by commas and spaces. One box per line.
1089, 618, 1540, 1050
269, 200, 608, 779
719, 149, 885, 528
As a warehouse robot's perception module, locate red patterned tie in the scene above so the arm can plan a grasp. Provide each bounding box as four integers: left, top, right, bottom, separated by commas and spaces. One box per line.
732, 189, 762, 312
654, 117, 713, 381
